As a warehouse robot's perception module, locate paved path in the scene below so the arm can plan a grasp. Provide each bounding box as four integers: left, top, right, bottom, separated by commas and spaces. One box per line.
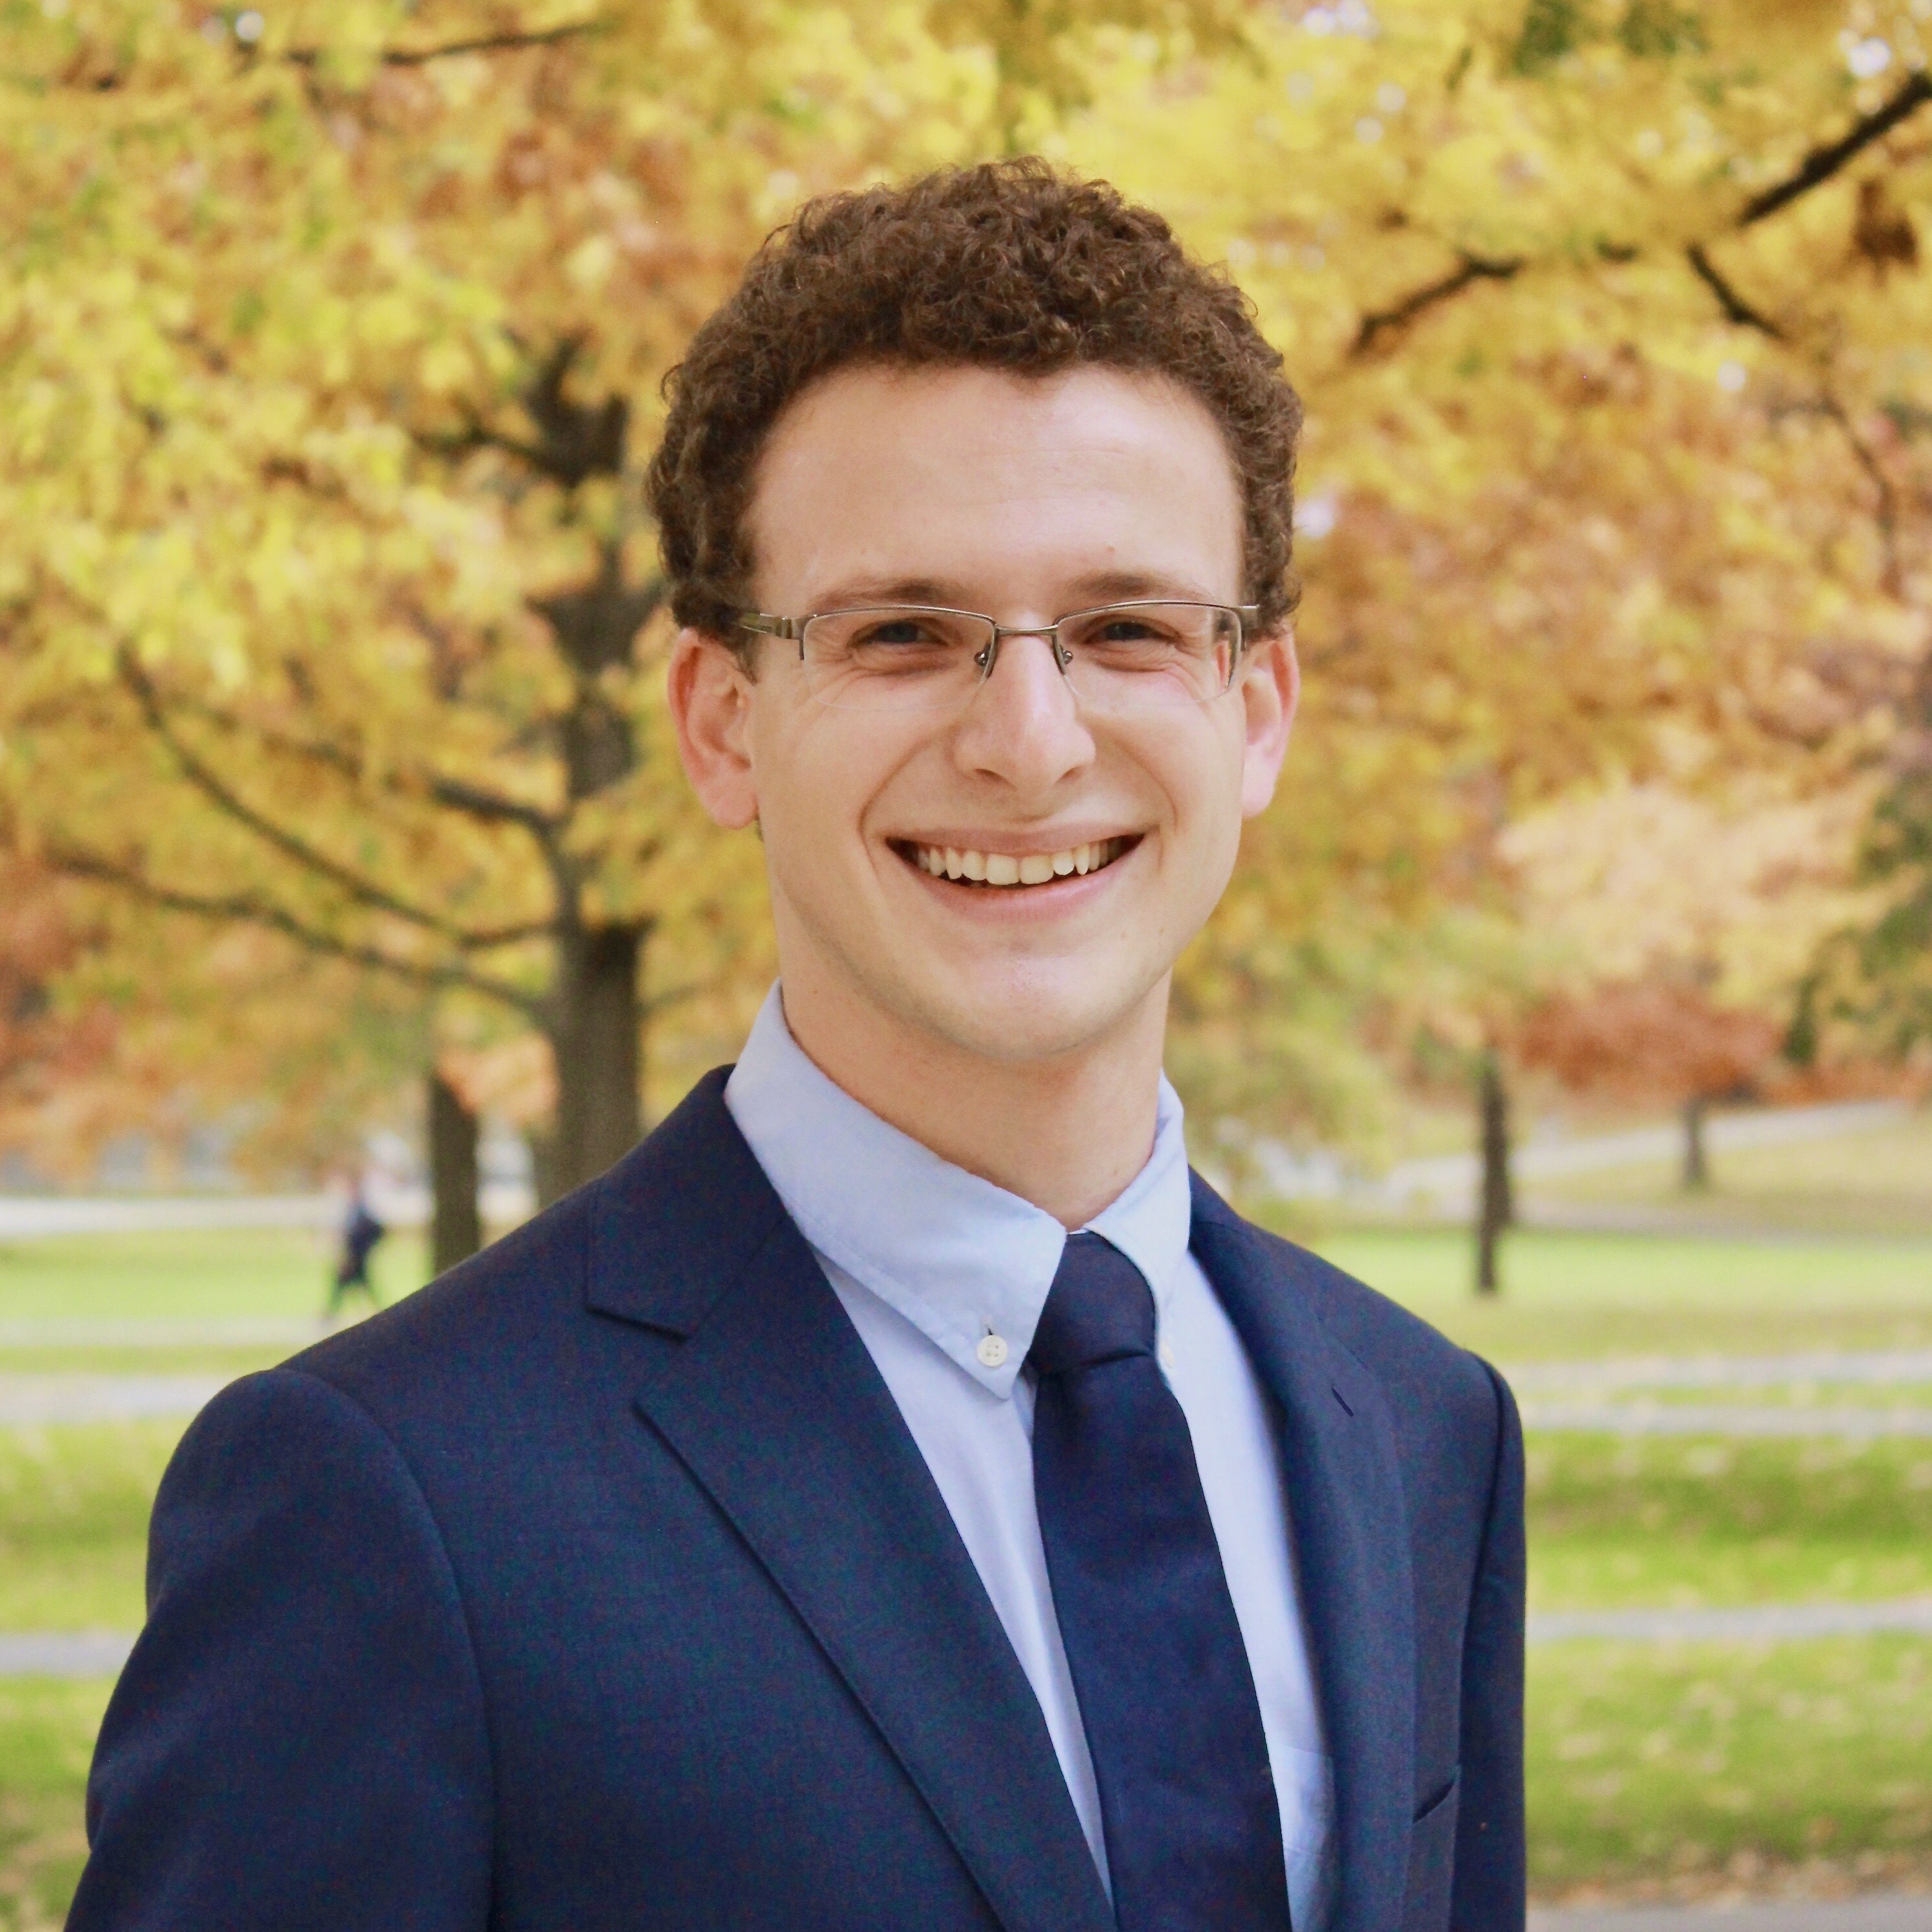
0, 1316, 327, 1348
1529, 1600, 1932, 1642
1505, 1353, 1932, 1394
1506, 1351, 1932, 1438
1515, 1403, 1932, 1438
1255, 1098, 1914, 1205
0, 1178, 529, 1238
0, 1193, 341, 1237
0, 1374, 229, 1423
0, 1632, 135, 1677
1533, 1898, 1932, 1929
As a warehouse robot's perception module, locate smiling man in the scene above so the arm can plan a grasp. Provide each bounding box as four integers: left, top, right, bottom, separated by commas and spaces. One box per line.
71, 164, 1523, 1932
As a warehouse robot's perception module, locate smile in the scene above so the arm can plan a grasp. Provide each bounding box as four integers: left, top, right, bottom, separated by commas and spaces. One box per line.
897, 838, 1134, 887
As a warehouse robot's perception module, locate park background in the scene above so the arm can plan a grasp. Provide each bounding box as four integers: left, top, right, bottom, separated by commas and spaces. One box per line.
2, 0, 1931, 1923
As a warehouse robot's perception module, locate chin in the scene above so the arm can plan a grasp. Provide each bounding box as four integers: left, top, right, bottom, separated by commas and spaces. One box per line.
893, 968, 1157, 1069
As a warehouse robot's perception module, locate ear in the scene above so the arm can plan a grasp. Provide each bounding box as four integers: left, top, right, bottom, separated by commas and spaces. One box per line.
668, 627, 760, 831
1238, 629, 1299, 819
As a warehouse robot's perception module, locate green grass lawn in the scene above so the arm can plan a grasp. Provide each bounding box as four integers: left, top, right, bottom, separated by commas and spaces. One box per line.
1527, 1435, 1932, 1610
1529, 1637, 1932, 1896
2, 1220, 1930, 1914
0, 1225, 427, 1327
1306, 1224, 1932, 1361
0, 1427, 181, 1633
0, 1681, 107, 1932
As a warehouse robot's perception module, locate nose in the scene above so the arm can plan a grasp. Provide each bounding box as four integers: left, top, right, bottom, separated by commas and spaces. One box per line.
949, 630, 1095, 796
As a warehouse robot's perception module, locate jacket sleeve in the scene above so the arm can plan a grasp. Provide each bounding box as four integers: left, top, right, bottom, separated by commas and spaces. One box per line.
68, 1366, 494, 1932
1450, 1360, 1526, 1931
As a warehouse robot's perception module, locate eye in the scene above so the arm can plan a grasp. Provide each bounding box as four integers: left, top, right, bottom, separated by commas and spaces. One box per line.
854, 616, 948, 649
1066, 606, 1190, 655
1090, 614, 1168, 643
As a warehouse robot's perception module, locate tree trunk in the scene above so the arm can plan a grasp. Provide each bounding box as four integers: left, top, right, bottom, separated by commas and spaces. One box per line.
533, 529, 660, 1205
1475, 1049, 1513, 1296
429, 1071, 481, 1275
550, 919, 644, 1196
1681, 1093, 1710, 1192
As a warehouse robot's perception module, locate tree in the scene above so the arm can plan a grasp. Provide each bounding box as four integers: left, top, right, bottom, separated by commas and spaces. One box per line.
1518, 977, 1783, 1187
1475, 1045, 1513, 1292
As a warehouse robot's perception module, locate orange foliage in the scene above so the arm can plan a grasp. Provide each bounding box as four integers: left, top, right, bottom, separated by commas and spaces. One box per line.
1516, 979, 1783, 1106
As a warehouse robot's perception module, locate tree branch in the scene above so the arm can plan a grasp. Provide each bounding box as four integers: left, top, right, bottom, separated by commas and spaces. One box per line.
1737, 71, 1932, 230
1819, 390, 1904, 597
419, 338, 628, 492
286, 21, 600, 71
160, 688, 568, 841
1685, 240, 1785, 338
46, 844, 547, 1018
1351, 251, 1526, 360
118, 655, 550, 950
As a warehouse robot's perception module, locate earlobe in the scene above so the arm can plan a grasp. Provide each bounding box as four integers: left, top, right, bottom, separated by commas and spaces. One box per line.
1238, 631, 1299, 820
668, 627, 761, 831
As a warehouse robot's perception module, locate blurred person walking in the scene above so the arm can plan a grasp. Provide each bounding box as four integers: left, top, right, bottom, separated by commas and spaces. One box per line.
325, 1179, 385, 1320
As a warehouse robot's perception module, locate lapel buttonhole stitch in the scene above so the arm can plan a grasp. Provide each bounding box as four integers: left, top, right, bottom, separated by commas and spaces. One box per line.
1330, 1386, 1355, 1418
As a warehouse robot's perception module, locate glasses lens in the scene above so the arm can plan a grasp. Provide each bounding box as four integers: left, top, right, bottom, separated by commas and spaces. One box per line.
800, 608, 994, 711
1057, 603, 1240, 711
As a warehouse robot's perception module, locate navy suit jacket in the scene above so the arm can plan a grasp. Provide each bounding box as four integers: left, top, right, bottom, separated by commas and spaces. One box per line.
72, 1070, 1524, 1932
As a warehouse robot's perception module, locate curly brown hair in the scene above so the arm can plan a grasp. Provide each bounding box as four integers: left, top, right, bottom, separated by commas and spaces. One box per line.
646, 159, 1303, 653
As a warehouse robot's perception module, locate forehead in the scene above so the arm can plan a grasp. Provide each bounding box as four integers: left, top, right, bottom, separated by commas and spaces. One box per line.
745, 362, 1244, 609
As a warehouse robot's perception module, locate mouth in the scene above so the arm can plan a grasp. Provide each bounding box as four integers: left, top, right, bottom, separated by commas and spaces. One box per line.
892, 836, 1138, 888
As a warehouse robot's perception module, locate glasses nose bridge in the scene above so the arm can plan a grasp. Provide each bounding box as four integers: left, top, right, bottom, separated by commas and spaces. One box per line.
980, 620, 1073, 683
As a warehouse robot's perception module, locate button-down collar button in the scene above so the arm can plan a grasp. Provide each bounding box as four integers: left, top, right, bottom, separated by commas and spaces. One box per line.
976, 1333, 1010, 1370
1159, 1342, 1176, 1371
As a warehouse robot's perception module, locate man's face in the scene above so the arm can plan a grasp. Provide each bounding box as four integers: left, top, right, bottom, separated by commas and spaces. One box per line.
672, 362, 1297, 1069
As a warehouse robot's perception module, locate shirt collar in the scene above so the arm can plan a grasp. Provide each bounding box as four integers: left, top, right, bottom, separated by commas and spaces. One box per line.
723, 984, 1194, 1399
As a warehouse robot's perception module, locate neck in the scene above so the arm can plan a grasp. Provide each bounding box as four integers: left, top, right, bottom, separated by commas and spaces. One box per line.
775, 970, 1168, 1229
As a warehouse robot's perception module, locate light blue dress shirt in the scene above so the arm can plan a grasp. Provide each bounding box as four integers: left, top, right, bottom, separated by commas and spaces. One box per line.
725, 985, 1336, 1927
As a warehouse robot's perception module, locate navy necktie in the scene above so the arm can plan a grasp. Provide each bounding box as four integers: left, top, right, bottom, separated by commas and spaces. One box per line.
1028, 1232, 1288, 1932
1027, 1236, 1283, 1932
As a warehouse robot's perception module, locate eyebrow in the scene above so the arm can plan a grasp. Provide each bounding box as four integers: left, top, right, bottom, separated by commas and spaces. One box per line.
805, 576, 968, 610
1061, 568, 1220, 605
800, 568, 1223, 613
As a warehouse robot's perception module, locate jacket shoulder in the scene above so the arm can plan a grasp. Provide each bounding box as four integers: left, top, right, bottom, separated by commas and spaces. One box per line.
290, 1168, 600, 1400
285, 1066, 777, 1426
1195, 1179, 1507, 1444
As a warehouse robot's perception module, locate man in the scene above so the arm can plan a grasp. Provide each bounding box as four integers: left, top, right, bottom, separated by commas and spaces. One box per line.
72, 162, 1522, 1932
325, 1174, 386, 1320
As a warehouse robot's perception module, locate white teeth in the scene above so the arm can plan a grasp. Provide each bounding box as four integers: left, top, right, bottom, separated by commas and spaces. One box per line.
912, 840, 1127, 884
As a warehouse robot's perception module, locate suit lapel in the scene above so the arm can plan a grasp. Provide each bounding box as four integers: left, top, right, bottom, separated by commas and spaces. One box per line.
588, 1076, 1111, 1932
1190, 1175, 1417, 1932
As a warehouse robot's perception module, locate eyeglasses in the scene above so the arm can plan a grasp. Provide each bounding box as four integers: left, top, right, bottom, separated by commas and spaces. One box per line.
734, 600, 1261, 714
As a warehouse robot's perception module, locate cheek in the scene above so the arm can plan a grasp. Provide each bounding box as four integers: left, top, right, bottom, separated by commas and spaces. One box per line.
748, 710, 905, 873
1143, 721, 1248, 846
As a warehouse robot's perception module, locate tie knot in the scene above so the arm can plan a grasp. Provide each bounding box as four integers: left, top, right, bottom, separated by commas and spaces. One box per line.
1027, 1233, 1157, 1377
